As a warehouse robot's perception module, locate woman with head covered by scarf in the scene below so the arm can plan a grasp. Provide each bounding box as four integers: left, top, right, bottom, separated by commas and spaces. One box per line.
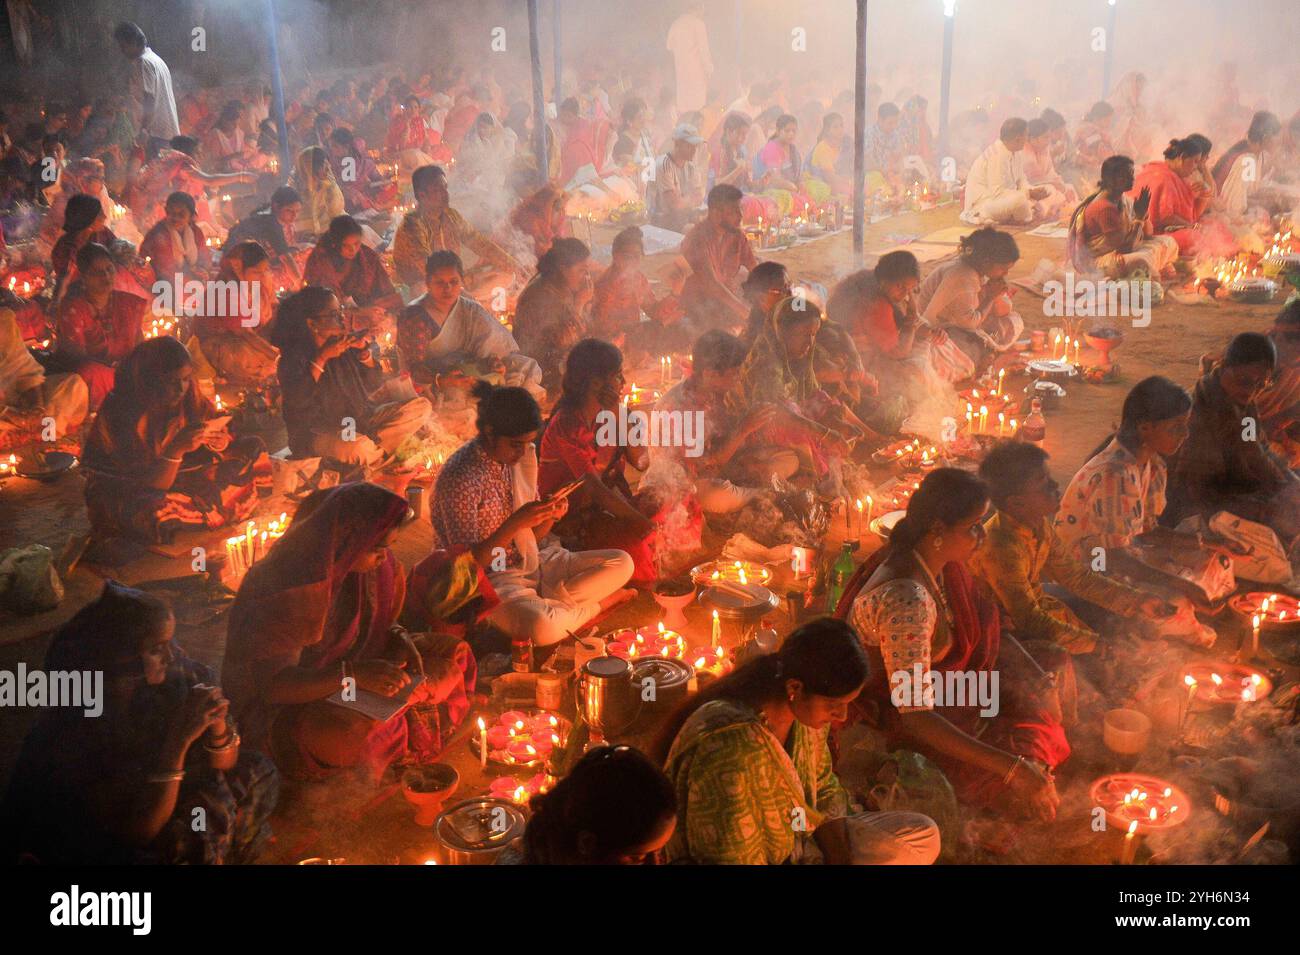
223, 482, 473, 781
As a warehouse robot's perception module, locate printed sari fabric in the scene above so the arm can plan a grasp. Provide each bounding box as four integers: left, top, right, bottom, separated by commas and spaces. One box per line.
838, 546, 1071, 807
663, 698, 849, 864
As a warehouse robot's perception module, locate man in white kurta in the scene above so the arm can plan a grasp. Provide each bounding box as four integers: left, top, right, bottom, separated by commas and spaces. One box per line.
961, 119, 1048, 226
666, 5, 713, 115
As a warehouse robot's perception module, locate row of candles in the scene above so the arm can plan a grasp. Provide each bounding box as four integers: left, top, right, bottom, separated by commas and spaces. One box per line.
880, 437, 940, 468
697, 560, 775, 588
1262, 228, 1296, 263
1050, 333, 1083, 364
223, 513, 289, 578
5, 273, 45, 295
144, 316, 178, 340
965, 403, 1019, 438
844, 495, 875, 540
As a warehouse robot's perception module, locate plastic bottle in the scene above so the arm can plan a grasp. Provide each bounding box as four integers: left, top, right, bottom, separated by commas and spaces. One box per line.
825, 543, 856, 613
1021, 398, 1047, 447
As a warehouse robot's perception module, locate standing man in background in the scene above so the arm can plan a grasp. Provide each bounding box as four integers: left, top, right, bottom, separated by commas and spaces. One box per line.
666, 3, 713, 115
114, 21, 180, 156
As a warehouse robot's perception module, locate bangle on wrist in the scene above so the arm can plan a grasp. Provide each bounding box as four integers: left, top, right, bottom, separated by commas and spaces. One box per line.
161, 454, 182, 463
148, 769, 185, 784
204, 731, 240, 754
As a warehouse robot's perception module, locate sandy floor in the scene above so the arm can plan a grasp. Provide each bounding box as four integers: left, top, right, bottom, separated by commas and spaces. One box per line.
0, 204, 1288, 863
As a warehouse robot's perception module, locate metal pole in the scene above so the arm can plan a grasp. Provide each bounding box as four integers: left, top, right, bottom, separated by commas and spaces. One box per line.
553, 0, 562, 102
852, 0, 868, 268
1102, 0, 1117, 99
264, 0, 291, 182
937, 3, 955, 162
527, 0, 549, 182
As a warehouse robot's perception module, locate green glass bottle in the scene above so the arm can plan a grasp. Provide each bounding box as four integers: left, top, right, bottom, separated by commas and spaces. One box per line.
825, 542, 856, 614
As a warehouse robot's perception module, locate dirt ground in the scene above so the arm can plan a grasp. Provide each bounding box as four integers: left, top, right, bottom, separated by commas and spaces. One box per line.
0, 204, 1287, 864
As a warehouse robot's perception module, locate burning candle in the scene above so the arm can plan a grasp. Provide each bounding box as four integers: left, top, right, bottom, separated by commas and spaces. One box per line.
996, 368, 1005, 396
1009, 418, 1018, 438
997, 412, 1005, 437
1120, 820, 1138, 864
865, 494, 873, 530
1250, 614, 1261, 659
1053, 334, 1062, 359
477, 717, 487, 768
855, 499, 864, 538
711, 609, 721, 649
1074, 339, 1082, 364
1181, 674, 1198, 735
978, 405, 988, 435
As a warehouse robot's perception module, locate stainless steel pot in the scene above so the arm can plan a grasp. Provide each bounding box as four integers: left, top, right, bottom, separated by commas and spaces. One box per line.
431, 797, 528, 865
630, 656, 693, 718
577, 655, 640, 738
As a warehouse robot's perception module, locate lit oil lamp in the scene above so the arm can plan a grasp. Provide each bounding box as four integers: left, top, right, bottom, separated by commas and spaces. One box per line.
605, 623, 687, 661
690, 559, 773, 588
476, 710, 564, 767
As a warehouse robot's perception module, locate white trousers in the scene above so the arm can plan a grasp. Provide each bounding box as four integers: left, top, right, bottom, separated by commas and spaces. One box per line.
487, 543, 634, 646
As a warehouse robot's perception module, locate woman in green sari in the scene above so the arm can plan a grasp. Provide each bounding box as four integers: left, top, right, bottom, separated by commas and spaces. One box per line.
654, 618, 940, 865
734, 296, 868, 484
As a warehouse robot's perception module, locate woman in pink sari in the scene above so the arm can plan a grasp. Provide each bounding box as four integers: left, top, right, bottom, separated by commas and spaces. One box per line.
1130, 136, 1235, 259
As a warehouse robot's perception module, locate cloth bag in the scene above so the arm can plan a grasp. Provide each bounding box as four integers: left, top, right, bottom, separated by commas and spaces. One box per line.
0, 544, 64, 614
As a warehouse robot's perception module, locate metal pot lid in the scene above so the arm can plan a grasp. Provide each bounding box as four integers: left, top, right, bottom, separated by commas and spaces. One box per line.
584, 656, 631, 678
631, 656, 693, 690
435, 797, 527, 851
700, 583, 779, 615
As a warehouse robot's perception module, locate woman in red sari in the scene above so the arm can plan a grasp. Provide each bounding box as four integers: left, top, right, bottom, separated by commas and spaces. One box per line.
139, 191, 209, 283
223, 482, 475, 782
836, 468, 1069, 818
302, 214, 402, 328
557, 97, 612, 186
538, 338, 660, 585
53, 243, 145, 408
50, 193, 117, 297
1129, 136, 1235, 260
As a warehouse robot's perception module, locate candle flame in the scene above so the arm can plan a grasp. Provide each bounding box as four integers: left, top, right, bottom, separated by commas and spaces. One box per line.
1126, 820, 1138, 836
